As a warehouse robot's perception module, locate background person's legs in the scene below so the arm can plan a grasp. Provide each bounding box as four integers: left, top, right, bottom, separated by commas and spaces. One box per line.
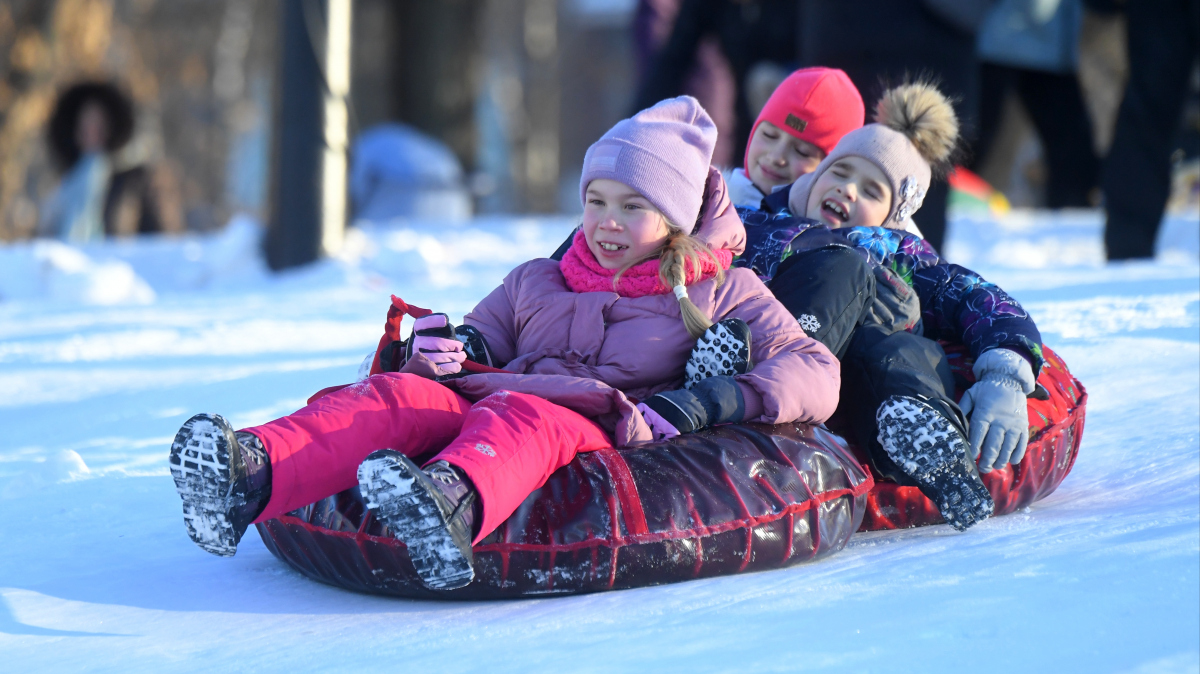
1103, 0, 1200, 260
1017, 68, 1100, 208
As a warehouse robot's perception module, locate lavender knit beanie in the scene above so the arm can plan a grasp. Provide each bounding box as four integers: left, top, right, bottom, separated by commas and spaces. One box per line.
788, 82, 959, 228
580, 96, 717, 232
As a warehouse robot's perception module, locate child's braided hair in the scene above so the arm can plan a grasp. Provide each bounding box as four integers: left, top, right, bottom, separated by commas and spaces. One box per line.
612, 219, 724, 340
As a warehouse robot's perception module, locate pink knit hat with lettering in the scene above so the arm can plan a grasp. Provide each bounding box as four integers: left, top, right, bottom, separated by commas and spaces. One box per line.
580, 96, 717, 232
788, 82, 959, 227
744, 67, 864, 173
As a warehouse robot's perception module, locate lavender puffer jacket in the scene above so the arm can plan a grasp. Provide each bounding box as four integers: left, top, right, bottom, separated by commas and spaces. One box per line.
445, 169, 839, 446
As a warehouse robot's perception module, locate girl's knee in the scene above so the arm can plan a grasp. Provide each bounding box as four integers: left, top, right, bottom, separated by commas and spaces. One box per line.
474, 389, 531, 411
358, 372, 470, 412
367, 372, 422, 385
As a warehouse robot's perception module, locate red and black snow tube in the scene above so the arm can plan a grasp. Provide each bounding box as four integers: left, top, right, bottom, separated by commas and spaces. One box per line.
856, 343, 1086, 530
256, 334, 1084, 598
256, 422, 873, 599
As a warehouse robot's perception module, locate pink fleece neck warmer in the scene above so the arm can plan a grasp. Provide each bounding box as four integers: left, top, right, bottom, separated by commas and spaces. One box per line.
559, 230, 731, 298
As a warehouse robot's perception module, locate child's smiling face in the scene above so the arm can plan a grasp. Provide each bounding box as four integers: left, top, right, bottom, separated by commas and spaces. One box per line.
805, 157, 893, 228
582, 179, 672, 270
745, 121, 824, 193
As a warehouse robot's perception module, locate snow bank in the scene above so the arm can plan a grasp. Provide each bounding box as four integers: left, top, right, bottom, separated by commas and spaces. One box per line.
0, 213, 578, 307
3, 206, 1193, 308
1, 449, 90, 500
945, 208, 1199, 269
0, 239, 154, 305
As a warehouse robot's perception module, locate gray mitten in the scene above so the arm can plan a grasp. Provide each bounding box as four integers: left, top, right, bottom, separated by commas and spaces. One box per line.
959, 348, 1036, 473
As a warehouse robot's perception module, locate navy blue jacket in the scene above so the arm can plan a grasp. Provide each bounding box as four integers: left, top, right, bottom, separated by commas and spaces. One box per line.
736, 191, 1044, 373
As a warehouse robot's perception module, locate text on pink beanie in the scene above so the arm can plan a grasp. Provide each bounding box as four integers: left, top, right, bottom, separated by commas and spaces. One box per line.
744, 67, 864, 172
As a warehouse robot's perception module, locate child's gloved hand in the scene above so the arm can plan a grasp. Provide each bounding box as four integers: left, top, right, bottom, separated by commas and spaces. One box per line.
639, 376, 746, 436
405, 314, 466, 374
959, 348, 1035, 473
636, 403, 681, 441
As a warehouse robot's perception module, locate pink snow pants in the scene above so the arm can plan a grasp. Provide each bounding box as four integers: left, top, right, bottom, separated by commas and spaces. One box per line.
244, 373, 614, 542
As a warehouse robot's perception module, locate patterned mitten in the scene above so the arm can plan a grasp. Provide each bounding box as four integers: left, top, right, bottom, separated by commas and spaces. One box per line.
684, 318, 752, 389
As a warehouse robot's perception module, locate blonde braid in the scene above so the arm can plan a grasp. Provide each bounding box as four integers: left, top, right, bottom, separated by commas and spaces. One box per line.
659, 230, 723, 339
604, 219, 723, 340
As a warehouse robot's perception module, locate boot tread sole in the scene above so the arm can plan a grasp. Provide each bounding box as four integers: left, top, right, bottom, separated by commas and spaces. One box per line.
877, 397, 995, 532
357, 451, 474, 591
170, 413, 242, 556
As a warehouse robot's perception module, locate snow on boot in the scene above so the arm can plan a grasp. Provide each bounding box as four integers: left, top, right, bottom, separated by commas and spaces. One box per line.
357, 452, 477, 591
876, 396, 994, 532
169, 413, 272, 556
685, 318, 752, 389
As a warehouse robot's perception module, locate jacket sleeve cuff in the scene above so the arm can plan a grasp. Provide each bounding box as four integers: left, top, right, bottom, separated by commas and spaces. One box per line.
974, 347, 1037, 395
737, 381, 764, 422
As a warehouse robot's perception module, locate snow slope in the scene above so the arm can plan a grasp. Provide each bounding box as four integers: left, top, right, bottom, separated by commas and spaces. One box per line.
1, 210, 1197, 673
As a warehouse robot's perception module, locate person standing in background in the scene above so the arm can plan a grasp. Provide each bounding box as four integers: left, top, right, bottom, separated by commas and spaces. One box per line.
40, 82, 181, 243
796, 0, 988, 254
973, 0, 1101, 209
1102, 0, 1200, 260
39, 83, 132, 243
632, 0, 799, 165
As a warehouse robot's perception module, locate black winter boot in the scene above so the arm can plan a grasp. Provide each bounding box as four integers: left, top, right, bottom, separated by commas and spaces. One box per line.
169, 413, 272, 556
357, 451, 478, 590
875, 395, 994, 532
685, 318, 752, 389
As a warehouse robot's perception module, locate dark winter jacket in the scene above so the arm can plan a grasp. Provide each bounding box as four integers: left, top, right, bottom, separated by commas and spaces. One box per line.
735, 190, 1045, 374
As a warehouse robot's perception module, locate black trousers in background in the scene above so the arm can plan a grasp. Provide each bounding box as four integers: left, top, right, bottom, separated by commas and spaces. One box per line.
974, 63, 1100, 209
767, 246, 962, 484
798, 0, 980, 255
1102, 0, 1200, 260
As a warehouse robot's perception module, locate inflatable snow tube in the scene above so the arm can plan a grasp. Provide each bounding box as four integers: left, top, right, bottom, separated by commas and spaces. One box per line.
257, 422, 872, 599
856, 343, 1087, 531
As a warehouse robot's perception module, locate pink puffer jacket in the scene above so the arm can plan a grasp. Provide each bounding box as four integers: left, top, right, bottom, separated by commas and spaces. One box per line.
443, 168, 839, 446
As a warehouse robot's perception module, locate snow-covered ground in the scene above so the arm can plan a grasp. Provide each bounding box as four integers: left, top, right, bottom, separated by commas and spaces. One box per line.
1, 210, 1197, 672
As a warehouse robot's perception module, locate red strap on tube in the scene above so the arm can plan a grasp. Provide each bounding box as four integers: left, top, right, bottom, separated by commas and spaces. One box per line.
369, 295, 508, 376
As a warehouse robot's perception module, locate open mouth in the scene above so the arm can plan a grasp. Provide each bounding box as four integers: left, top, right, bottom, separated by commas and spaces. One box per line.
597, 242, 627, 252
821, 198, 849, 223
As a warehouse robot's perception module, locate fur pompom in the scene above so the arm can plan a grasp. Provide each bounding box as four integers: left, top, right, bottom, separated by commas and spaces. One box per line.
874, 82, 959, 170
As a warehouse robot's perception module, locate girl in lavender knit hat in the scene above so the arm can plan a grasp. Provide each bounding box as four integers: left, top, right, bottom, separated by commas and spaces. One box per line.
733, 81, 1046, 532
167, 97, 839, 591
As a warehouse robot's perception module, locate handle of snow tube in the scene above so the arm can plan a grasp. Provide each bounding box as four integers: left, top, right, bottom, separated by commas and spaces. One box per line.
370, 295, 510, 377
459, 359, 509, 375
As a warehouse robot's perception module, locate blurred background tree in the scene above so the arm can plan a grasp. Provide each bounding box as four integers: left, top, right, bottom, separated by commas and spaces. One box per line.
0, 0, 1193, 249
0, 0, 279, 241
